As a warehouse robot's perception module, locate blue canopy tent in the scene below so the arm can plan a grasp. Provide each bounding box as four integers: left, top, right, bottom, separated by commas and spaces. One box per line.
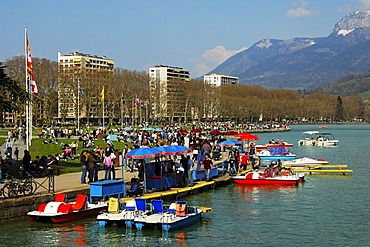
125, 148, 161, 193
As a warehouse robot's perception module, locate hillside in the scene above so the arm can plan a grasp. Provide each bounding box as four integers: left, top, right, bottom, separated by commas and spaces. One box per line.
312, 71, 370, 99
207, 10, 370, 91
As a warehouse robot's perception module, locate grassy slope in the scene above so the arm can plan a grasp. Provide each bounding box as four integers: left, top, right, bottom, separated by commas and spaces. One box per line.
28, 138, 131, 174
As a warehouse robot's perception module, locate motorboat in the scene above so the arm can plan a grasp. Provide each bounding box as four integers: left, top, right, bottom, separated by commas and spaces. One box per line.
134, 200, 203, 231
257, 149, 296, 161
27, 193, 107, 223
233, 170, 305, 186
282, 157, 329, 166
97, 198, 152, 228
298, 131, 339, 146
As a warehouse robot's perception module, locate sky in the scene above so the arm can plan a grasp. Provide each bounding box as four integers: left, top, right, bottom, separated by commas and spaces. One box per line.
1, 0, 370, 78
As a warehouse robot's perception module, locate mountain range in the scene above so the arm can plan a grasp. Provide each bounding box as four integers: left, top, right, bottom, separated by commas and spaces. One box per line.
207, 10, 370, 90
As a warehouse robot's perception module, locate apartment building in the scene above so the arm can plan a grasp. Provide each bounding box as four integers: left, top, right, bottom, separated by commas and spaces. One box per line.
149, 65, 190, 120
57, 52, 114, 122
204, 73, 239, 86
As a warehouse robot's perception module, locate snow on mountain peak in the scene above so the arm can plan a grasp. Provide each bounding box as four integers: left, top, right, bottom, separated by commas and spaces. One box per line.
338, 28, 355, 36
333, 10, 370, 35
256, 39, 273, 49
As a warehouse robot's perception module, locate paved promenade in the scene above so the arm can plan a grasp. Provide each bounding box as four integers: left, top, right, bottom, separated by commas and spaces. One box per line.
0, 137, 139, 194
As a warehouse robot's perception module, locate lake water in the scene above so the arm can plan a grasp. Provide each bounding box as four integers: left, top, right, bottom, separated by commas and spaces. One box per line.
1, 124, 369, 246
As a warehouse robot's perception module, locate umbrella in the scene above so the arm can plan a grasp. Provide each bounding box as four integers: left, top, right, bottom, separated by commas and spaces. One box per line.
125, 147, 161, 194
234, 132, 251, 137
154, 145, 191, 155
178, 129, 188, 134
238, 134, 259, 141
210, 129, 221, 136
190, 128, 202, 133
225, 130, 238, 136
125, 147, 160, 159
218, 139, 241, 146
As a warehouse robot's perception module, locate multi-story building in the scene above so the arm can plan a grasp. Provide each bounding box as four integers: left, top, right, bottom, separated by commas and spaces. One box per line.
57, 52, 114, 122
204, 73, 239, 86
149, 65, 190, 120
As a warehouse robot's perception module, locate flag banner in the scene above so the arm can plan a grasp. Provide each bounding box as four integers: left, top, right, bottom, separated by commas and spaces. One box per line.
78, 81, 83, 95
135, 95, 141, 106
31, 74, 38, 96
100, 87, 104, 102
26, 32, 38, 96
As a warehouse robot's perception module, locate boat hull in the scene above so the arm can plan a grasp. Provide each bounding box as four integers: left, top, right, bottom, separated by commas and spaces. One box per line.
233, 172, 304, 186
282, 157, 329, 166
28, 204, 107, 223
233, 177, 299, 186
97, 210, 145, 228
258, 155, 296, 161
134, 211, 202, 231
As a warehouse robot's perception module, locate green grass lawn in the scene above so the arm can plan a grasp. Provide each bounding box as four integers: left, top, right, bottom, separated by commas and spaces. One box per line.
29, 138, 132, 174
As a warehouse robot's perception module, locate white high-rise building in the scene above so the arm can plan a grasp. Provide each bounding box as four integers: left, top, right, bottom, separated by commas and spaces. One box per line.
149, 65, 190, 120
57, 52, 114, 121
204, 73, 239, 86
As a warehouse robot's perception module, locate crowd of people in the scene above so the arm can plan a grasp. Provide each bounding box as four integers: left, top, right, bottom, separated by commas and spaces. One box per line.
0, 121, 289, 188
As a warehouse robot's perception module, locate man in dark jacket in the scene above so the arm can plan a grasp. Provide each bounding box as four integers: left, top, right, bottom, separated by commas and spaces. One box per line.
87, 150, 99, 183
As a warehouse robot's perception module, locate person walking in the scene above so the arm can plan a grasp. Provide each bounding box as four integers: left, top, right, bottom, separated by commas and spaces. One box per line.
5, 139, 13, 159
202, 154, 213, 182
14, 147, 19, 161
87, 150, 99, 183
187, 155, 194, 186
0, 151, 3, 181
22, 150, 32, 175
80, 150, 88, 184
103, 154, 113, 180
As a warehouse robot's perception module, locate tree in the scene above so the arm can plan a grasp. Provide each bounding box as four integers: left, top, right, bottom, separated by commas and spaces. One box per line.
335, 96, 344, 121
0, 64, 29, 124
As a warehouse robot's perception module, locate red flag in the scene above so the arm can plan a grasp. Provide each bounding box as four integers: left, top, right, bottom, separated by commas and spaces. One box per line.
135, 95, 141, 106
26, 32, 38, 96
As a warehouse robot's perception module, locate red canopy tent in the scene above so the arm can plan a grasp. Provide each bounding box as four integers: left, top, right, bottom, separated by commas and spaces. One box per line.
210, 129, 222, 136
237, 134, 259, 141
225, 130, 238, 136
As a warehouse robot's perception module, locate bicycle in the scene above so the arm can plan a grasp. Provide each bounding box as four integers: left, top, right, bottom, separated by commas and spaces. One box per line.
2, 175, 18, 198
2, 173, 36, 198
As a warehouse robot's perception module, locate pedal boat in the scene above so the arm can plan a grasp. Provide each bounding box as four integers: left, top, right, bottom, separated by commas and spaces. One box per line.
27, 193, 107, 223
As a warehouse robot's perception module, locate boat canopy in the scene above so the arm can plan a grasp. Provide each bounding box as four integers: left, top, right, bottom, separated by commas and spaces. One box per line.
303, 131, 319, 135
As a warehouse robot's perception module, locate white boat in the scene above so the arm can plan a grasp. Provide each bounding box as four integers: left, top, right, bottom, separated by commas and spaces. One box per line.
298, 131, 339, 147
282, 157, 329, 166
134, 200, 203, 231
28, 193, 107, 223
97, 198, 152, 228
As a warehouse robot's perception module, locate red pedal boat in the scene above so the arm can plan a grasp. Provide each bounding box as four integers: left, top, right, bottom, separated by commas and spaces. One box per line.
233, 170, 305, 186
27, 193, 107, 223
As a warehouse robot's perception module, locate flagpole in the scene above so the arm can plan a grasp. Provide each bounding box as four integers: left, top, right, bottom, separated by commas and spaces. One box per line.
77, 78, 80, 133
25, 26, 29, 151
30, 99, 33, 147
102, 86, 105, 130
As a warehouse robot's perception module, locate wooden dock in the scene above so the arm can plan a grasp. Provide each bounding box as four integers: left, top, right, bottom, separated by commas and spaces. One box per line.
120, 172, 235, 203
289, 164, 353, 175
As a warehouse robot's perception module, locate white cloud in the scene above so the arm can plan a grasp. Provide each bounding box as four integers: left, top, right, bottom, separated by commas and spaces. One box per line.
285, 0, 317, 18
191, 45, 246, 78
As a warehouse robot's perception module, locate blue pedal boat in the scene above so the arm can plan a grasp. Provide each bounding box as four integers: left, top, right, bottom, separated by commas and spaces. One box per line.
134, 200, 203, 231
